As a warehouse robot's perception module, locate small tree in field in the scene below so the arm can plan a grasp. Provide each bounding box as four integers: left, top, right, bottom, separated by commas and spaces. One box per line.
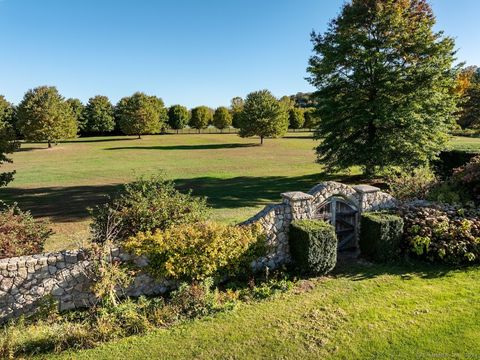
66, 98, 86, 134
308, 0, 458, 176
0, 95, 19, 186
190, 106, 212, 133
84, 95, 115, 135
238, 90, 289, 145
16, 86, 77, 148
289, 108, 305, 129
168, 105, 189, 133
117, 92, 167, 139
213, 107, 232, 132
230, 97, 244, 128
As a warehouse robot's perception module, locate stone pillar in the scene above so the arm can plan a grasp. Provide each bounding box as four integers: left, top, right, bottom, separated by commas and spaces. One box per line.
352, 185, 381, 214
281, 191, 314, 221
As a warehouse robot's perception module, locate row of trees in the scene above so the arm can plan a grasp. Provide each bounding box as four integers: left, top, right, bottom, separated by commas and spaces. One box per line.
0, 88, 319, 147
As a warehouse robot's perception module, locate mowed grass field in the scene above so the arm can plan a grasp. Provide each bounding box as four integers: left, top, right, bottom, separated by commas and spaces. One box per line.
0, 133, 478, 251
39, 262, 480, 360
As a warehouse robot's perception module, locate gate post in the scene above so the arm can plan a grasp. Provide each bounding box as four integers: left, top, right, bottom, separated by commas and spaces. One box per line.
281, 191, 314, 222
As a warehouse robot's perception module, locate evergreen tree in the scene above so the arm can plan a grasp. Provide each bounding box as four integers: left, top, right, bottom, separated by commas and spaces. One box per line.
308, 0, 459, 176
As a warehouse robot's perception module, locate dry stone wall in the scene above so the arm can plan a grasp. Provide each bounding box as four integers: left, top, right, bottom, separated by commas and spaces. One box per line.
0, 181, 395, 323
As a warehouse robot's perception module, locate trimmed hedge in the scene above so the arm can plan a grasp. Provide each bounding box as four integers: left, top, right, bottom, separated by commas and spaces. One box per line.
433, 150, 479, 179
359, 212, 404, 262
288, 220, 337, 275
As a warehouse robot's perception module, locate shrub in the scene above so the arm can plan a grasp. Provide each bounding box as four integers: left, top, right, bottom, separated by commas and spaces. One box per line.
359, 212, 404, 262
452, 155, 480, 203
400, 205, 480, 265
90, 175, 209, 243
0, 204, 52, 259
124, 221, 266, 281
288, 220, 337, 275
385, 167, 438, 200
432, 150, 479, 179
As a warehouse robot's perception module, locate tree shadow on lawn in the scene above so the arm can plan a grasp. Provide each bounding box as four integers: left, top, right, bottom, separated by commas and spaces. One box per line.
0, 172, 361, 224
104, 143, 259, 151
332, 258, 458, 280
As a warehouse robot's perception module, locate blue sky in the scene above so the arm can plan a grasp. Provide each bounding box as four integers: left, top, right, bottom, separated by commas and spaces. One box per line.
1, 0, 479, 108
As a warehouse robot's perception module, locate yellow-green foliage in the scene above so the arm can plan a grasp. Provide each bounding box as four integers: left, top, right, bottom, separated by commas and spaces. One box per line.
124, 221, 266, 281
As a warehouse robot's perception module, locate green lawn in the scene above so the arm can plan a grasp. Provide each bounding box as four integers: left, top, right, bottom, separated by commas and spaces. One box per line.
0, 133, 479, 250
38, 261, 480, 360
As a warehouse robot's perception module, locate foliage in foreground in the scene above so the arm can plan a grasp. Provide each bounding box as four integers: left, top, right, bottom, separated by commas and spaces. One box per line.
0, 273, 293, 358
400, 204, 480, 265
90, 175, 209, 243
308, 0, 458, 176
0, 204, 52, 259
124, 221, 266, 281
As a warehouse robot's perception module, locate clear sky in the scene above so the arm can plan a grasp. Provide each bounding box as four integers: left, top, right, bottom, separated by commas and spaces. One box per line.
1, 0, 479, 108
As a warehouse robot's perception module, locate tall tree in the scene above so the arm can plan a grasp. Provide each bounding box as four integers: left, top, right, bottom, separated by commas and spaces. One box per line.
238, 90, 289, 145
308, 0, 459, 176
189, 106, 212, 133
213, 106, 232, 131
288, 108, 305, 129
230, 97, 244, 128
84, 95, 115, 134
116, 92, 167, 139
16, 86, 77, 148
168, 105, 189, 133
0, 95, 19, 186
457, 67, 480, 129
66, 98, 86, 134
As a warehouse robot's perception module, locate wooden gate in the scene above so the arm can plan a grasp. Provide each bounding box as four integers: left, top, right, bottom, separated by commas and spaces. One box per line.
314, 197, 358, 250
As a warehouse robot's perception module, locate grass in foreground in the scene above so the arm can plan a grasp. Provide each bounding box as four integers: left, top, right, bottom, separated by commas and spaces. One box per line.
0, 133, 478, 250
38, 261, 480, 360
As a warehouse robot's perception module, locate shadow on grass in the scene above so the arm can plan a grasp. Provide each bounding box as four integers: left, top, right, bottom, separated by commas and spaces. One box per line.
0, 173, 363, 223
332, 258, 458, 280
105, 143, 259, 151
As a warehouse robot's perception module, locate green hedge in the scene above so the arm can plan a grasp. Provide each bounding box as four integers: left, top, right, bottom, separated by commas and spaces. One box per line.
359, 212, 404, 262
433, 150, 479, 179
288, 220, 337, 275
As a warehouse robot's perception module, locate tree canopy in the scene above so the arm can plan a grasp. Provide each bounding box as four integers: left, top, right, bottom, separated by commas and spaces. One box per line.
308, 0, 459, 176
213, 107, 232, 130
84, 95, 115, 134
168, 105, 190, 131
66, 98, 86, 134
238, 90, 289, 144
189, 106, 212, 132
288, 108, 305, 129
457, 66, 480, 129
303, 108, 320, 129
0, 95, 19, 186
230, 97, 244, 128
16, 86, 77, 148
117, 92, 167, 138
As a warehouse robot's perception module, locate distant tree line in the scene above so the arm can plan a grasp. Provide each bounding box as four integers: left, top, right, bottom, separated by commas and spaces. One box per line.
0, 86, 320, 148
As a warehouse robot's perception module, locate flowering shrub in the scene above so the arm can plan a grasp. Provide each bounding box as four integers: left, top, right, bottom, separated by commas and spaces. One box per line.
124, 221, 266, 281
386, 167, 438, 201
400, 204, 480, 265
0, 204, 52, 259
452, 155, 480, 203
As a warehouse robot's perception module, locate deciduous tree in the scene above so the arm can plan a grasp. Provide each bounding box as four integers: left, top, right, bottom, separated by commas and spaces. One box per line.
213, 107, 232, 131
0, 95, 19, 186
16, 86, 77, 148
189, 106, 212, 133
168, 105, 189, 133
230, 97, 244, 128
457, 67, 480, 129
117, 92, 167, 139
84, 95, 115, 134
308, 0, 459, 176
66, 98, 86, 134
288, 108, 305, 129
238, 90, 289, 145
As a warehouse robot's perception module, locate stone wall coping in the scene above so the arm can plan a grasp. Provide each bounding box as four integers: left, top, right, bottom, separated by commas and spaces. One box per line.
352, 184, 380, 194
281, 191, 314, 202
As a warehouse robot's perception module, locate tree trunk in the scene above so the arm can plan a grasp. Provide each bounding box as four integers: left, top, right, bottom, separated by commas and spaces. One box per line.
260, 136, 264, 145
138, 134, 141, 139
48, 140, 52, 148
